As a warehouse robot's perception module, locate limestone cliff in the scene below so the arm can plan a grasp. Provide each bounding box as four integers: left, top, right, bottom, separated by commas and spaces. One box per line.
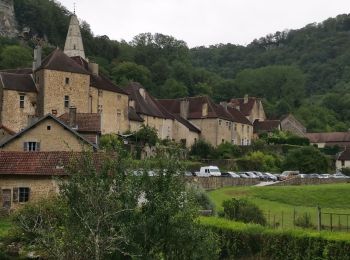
0, 0, 18, 38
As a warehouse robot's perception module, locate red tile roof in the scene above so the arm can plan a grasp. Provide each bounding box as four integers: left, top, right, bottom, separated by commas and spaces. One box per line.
229, 97, 260, 116
0, 72, 37, 93
36, 49, 90, 75
58, 113, 101, 133
253, 120, 281, 133
306, 132, 350, 143
226, 106, 252, 125
0, 152, 77, 176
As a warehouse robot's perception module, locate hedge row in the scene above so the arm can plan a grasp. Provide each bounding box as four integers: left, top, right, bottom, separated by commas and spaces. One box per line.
201, 217, 350, 260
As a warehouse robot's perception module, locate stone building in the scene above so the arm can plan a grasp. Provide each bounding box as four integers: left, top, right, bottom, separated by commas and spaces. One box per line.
253, 120, 282, 136
280, 114, 306, 137
0, 114, 98, 152
229, 95, 266, 123
159, 96, 253, 147
336, 149, 350, 170
0, 124, 15, 143
306, 132, 350, 148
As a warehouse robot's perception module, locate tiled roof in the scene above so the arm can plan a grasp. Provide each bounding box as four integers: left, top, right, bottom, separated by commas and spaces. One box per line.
0, 151, 76, 176
58, 113, 101, 133
338, 149, 350, 161
227, 106, 252, 125
71, 56, 127, 94
0, 68, 33, 74
253, 120, 281, 133
229, 97, 259, 116
128, 107, 144, 122
36, 48, 90, 75
125, 82, 171, 119
0, 124, 16, 135
0, 114, 98, 150
0, 72, 37, 93
306, 132, 350, 143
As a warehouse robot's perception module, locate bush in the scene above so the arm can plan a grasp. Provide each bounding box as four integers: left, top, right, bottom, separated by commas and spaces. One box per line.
341, 168, 350, 176
236, 151, 281, 172
191, 186, 215, 212
201, 217, 350, 260
213, 142, 243, 159
222, 199, 266, 225
295, 212, 314, 229
189, 139, 214, 159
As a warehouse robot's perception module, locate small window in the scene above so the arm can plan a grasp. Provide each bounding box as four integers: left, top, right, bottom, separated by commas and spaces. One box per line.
64, 96, 70, 108
24, 142, 40, 152
47, 125, 51, 131
234, 124, 237, 131
52, 110, 57, 116
65, 77, 70, 85
73, 44, 76, 50
117, 95, 121, 100
219, 120, 222, 126
222, 139, 224, 143
19, 187, 30, 202
342, 160, 345, 167
19, 95, 25, 108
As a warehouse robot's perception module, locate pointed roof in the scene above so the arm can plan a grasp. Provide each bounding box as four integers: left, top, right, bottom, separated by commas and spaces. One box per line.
36, 48, 90, 75
64, 14, 85, 59
0, 114, 98, 150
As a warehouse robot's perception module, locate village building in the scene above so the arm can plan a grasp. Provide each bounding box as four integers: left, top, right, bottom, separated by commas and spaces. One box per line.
229, 95, 266, 123
253, 119, 282, 136
0, 114, 98, 152
125, 82, 201, 147
336, 149, 350, 170
159, 96, 253, 147
305, 132, 350, 148
0, 124, 15, 143
280, 114, 306, 137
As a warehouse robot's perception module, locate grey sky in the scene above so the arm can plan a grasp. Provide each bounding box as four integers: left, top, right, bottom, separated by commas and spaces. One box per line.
58, 0, 350, 47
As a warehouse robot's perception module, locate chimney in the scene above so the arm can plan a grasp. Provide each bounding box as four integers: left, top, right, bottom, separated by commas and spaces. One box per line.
32, 46, 42, 71
220, 101, 228, 111
69, 106, 77, 129
88, 62, 99, 76
180, 99, 189, 119
244, 94, 249, 104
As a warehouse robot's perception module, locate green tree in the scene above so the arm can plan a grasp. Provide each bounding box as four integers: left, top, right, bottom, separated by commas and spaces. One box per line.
111, 61, 151, 87
283, 146, 329, 173
135, 125, 159, 147
160, 78, 188, 98
0, 45, 32, 69
189, 139, 214, 159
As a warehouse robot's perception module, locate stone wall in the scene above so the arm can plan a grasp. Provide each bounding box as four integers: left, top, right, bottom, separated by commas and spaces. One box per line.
186, 176, 259, 190
270, 177, 350, 186
0, 0, 17, 38
0, 175, 60, 210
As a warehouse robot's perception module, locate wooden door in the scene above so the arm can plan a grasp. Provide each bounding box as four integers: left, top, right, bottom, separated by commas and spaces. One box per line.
2, 189, 11, 210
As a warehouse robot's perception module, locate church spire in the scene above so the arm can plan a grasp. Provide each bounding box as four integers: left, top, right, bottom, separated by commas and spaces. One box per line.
64, 13, 85, 59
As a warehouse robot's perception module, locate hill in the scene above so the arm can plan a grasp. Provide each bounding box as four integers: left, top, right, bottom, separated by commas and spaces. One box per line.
1, 0, 350, 132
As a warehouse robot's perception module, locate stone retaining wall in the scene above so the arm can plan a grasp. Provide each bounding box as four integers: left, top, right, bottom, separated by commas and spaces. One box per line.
186, 177, 259, 190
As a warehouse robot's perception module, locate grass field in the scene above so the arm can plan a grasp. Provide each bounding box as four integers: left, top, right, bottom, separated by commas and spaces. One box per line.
0, 217, 11, 240
208, 183, 350, 230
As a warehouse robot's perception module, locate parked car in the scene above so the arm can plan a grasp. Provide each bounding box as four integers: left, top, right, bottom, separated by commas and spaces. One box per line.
245, 172, 259, 179
263, 172, 278, 181
309, 173, 320, 178
253, 171, 267, 180
319, 174, 331, 179
332, 172, 350, 179
196, 166, 221, 177
227, 171, 241, 178
279, 171, 300, 181
239, 172, 250, 178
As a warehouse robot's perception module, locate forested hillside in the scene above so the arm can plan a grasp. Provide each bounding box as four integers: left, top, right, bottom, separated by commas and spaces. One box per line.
1, 0, 350, 132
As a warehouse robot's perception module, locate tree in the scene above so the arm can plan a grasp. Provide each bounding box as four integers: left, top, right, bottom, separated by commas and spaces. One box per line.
0, 45, 32, 69
283, 146, 329, 173
111, 61, 151, 87
160, 78, 188, 98
134, 125, 159, 147
189, 139, 214, 159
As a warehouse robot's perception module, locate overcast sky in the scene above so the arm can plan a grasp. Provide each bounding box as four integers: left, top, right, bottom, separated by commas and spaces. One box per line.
57, 0, 350, 47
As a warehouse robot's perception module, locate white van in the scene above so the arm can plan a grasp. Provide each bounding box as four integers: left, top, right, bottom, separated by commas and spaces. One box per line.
196, 166, 221, 177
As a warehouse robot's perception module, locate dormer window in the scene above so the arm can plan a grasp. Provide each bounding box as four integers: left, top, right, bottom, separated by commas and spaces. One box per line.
202, 103, 208, 117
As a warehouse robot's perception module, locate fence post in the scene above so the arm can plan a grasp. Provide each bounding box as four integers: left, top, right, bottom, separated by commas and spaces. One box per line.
330, 213, 333, 232
317, 206, 321, 232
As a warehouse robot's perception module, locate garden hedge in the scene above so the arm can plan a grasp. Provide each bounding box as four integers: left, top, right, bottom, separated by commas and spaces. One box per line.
201, 217, 350, 260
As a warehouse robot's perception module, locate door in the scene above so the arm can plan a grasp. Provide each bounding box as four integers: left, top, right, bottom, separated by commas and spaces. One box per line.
2, 189, 11, 210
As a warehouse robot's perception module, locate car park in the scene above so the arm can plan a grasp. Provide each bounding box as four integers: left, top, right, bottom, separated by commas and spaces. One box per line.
245, 172, 259, 179
263, 172, 278, 181
239, 172, 250, 178
319, 174, 331, 179
332, 172, 350, 179
279, 171, 300, 181
227, 171, 241, 178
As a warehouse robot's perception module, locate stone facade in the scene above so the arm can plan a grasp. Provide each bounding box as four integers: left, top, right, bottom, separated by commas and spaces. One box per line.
1, 90, 37, 132
0, 117, 94, 152
281, 114, 306, 137
0, 175, 60, 210
172, 120, 199, 147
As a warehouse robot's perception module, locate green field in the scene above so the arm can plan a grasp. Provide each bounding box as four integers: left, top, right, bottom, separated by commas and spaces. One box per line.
208, 183, 350, 230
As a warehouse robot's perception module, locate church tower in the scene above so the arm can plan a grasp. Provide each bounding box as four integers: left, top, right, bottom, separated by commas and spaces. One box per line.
64, 14, 85, 59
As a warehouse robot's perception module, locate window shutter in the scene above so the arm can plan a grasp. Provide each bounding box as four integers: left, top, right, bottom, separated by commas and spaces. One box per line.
37, 142, 40, 152
13, 187, 19, 203
23, 142, 28, 151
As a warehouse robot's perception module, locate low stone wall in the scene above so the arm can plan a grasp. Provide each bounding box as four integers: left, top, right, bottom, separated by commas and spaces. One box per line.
271, 177, 350, 186
186, 177, 259, 190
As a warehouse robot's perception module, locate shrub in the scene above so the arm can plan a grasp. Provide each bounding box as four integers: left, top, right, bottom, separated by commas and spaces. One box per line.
191, 186, 215, 212
236, 151, 281, 172
341, 167, 350, 176
189, 139, 214, 159
295, 212, 314, 229
213, 142, 243, 159
222, 199, 266, 226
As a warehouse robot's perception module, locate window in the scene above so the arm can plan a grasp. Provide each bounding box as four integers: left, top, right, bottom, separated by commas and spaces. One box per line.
234, 124, 237, 131
19, 187, 30, 202
73, 44, 76, 50
64, 96, 70, 108
24, 142, 40, 152
342, 160, 345, 167
19, 95, 25, 108
47, 125, 51, 131
219, 120, 222, 126
65, 77, 70, 85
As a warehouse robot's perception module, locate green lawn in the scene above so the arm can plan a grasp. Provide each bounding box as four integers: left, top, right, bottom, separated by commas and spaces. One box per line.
208, 183, 350, 230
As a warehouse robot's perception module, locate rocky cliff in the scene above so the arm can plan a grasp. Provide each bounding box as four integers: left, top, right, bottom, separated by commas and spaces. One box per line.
0, 0, 18, 38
